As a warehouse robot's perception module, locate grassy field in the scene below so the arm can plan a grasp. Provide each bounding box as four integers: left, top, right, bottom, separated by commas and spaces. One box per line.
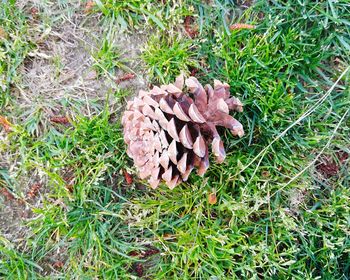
0, 0, 349, 279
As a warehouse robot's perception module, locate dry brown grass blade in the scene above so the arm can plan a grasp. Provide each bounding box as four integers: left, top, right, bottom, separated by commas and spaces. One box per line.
208, 192, 217, 205
27, 183, 41, 199
50, 116, 70, 124
0, 116, 12, 132
0, 188, 15, 201
230, 23, 256, 30
84, 1, 95, 13
116, 73, 136, 84
0, 27, 8, 39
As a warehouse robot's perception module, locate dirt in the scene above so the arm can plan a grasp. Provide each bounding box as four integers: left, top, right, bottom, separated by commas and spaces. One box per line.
129, 246, 160, 278
236, 0, 255, 8
286, 150, 349, 215
12, 7, 146, 124
0, 0, 147, 247
315, 151, 349, 178
0, 136, 43, 243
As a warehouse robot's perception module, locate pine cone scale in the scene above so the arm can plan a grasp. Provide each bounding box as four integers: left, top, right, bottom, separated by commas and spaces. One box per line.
167, 118, 180, 142
188, 104, 206, 123
179, 124, 193, 149
173, 102, 191, 122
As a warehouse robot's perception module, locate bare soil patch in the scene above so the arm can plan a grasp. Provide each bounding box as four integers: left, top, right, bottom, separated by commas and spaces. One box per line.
1, 1, 147, 248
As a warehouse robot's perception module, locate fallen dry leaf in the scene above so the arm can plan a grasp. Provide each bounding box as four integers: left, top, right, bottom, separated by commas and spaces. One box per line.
50, 116, 70, 124
337, 151, 349, 163
123, 170, 133, 185
66, 184, 74, 193
0, 27, 8, 39
184, 16, 199, 38
132, 263, 144, 277
208, 192, 217, 205
128, 247, 159, 259
0, 116, 12, 132
163, 233, 176, 240
27, 184, 41, 199
142, 247, 159, 258
0, 188, 15, 201
30, 7, 39, 19
316, 151, 349, 178
128, 250, 140, 257
52, 261, 64, 269
190, 67, 199, 77
85, 1, 95, 13
116, 73, 136, 84
230, 23, 256, 30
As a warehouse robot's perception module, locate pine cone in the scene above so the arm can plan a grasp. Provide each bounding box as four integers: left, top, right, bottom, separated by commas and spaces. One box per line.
122, 75, 244, 189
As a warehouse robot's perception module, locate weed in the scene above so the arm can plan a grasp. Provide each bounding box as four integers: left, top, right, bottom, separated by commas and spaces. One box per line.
142, 34, 199, 84
92, 37, 127, 76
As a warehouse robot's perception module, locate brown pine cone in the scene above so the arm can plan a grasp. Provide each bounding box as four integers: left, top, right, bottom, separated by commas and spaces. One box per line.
122, 74, 244, 189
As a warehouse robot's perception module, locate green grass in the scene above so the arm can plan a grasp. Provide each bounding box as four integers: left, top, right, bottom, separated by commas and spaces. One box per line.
92, 37, 127, 76
93, 0, 193, 32
92, 0, 164, 32
1, 0, 350, 279
0, 1, 33, 107
142, 34, 199, 83
0, 235, 40, 279
25, 111, 142, 278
